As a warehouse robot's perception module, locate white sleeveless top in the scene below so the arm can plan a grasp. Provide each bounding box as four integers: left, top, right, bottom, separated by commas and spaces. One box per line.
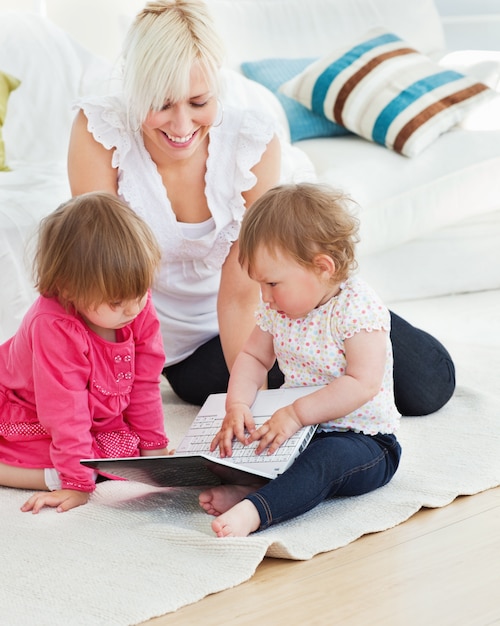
78, 95, 277, 365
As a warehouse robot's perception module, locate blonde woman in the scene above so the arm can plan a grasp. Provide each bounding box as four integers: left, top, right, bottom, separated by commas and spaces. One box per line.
68, 0, 454, 416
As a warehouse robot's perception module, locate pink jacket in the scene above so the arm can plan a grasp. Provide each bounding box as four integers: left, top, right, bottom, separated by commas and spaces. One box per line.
0, 292, 168, 491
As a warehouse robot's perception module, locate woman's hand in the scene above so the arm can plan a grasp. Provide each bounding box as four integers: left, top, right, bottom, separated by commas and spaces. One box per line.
210, 403, 256, 458
247, 404, 303, 456
21, 489, 90, 514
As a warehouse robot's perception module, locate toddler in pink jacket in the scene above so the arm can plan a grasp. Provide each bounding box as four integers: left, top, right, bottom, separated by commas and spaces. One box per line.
0, 192, 170, 513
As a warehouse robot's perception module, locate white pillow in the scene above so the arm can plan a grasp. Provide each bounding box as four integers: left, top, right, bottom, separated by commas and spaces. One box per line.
220, 68, 290, 142
0, 12, 111, 164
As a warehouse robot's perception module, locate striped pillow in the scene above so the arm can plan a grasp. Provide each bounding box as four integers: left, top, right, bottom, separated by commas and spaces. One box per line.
280, 28, 493, 157
241, 58, 350, 142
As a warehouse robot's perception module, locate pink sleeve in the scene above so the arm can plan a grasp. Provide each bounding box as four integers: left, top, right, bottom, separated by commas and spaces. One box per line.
30, 316, 96, 492
124, 293, 169, 449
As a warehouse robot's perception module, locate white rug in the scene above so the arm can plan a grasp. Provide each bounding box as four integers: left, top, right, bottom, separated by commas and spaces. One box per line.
1, 338, 499, 625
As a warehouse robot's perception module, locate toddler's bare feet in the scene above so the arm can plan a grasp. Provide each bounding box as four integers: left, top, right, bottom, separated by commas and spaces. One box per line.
211, 500, 261, 537
199, 484, 257, 516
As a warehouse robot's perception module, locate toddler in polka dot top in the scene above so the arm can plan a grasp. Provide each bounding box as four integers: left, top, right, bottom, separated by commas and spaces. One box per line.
199, 182, 401, 537
0, 192, 170, 513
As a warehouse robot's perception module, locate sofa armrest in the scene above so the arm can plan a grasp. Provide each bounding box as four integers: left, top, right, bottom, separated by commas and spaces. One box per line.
440, 15, 500, 51
434, 0, 500, 51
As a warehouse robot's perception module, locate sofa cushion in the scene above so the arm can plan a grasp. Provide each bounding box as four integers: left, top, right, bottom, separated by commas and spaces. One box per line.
296, 126, 500, 256
280, 28, 494, 157
241, 58, 350, 142
0, 70, 20, 171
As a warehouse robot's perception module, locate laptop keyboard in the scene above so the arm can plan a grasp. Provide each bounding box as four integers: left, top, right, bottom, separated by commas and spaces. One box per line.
179, 414, 307, 464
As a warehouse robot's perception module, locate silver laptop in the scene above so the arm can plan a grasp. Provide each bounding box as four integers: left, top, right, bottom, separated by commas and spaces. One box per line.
81, 386, 322, 488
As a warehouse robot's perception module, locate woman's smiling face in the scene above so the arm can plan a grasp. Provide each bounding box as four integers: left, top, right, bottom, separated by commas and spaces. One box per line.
142, 62, 219, 162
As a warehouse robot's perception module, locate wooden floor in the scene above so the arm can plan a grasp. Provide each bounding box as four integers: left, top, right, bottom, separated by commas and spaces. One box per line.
145, 486, 500, 625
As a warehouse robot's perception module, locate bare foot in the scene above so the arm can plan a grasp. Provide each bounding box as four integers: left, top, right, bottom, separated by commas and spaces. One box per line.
199, 484, 258, 516
211, 500, 261, 537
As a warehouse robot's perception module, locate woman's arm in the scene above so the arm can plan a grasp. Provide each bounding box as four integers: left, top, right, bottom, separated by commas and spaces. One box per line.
217, 134, 281, 371
67, 109, 118, 195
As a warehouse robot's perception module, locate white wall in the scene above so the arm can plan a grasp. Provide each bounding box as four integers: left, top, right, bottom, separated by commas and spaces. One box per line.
434, 0, 500, 51
2, 0, 500, 59
0, 0, 144, 61
42, 0, 145, 61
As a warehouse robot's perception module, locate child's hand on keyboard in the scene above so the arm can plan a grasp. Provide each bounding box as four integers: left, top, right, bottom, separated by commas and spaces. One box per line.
210, 402, 256, 458
247, 404, 303, 456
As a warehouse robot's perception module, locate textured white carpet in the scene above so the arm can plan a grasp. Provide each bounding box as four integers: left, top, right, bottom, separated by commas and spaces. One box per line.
1, 291, 499, 625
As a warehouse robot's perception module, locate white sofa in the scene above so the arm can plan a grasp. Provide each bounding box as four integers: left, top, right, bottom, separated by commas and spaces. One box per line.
1, 0, 500, 343
202, 0, 500, 302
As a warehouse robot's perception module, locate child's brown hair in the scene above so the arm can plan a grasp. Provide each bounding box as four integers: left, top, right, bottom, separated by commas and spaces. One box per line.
34, 192, 161, 310
239, 183, 360, 284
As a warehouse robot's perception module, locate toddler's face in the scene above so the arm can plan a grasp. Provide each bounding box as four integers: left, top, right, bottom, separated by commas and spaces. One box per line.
79, 294, 148, 334
248, 246, 337, 319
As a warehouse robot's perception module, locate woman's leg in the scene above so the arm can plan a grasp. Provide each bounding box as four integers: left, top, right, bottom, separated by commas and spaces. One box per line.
165, 314, 456, 415
272, 312, 456, 415
164, 335, 285, 404
163, 336, 230, 405
210, 431, 401, 536
272, 313, 457, 415
389, 311, 456, 416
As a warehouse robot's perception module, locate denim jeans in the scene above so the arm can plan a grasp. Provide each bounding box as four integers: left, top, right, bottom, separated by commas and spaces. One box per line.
164, 311, 456, 415
246, 430, 402, 531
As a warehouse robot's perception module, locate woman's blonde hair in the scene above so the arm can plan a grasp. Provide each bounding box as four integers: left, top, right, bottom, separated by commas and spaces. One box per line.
34, 192, 161, 310
239, 183, 360, 284
122, 0, 225, 126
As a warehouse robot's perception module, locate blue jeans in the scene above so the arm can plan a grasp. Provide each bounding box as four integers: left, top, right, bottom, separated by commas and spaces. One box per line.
245, 430, 402, 531
164, 311, 456, 415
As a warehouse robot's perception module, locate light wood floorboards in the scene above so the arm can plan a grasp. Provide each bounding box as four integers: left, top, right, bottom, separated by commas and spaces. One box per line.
145, 486, 500, 625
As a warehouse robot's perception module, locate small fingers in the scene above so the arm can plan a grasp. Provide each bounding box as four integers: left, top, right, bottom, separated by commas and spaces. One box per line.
21, 490, 89, 514
210, 432, 221, 452
21, 492, 56, 514
20, 498, 36, 513
255, 432, 286, 455
210, 429, 234, 458
232, 422, 248, 446
247, 423, 285, 455
219, 432, 235, 458
262, 434, 286, 456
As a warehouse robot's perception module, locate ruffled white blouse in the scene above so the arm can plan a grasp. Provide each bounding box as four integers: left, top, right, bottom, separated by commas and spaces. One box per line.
78, 96, 277, 364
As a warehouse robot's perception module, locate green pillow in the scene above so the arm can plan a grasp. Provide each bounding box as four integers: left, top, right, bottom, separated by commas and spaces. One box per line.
0, 70, 21, 171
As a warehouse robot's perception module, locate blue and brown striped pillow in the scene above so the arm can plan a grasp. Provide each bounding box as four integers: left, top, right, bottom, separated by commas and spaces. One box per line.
241, 58, 350, 142
280, 28, 493, 156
